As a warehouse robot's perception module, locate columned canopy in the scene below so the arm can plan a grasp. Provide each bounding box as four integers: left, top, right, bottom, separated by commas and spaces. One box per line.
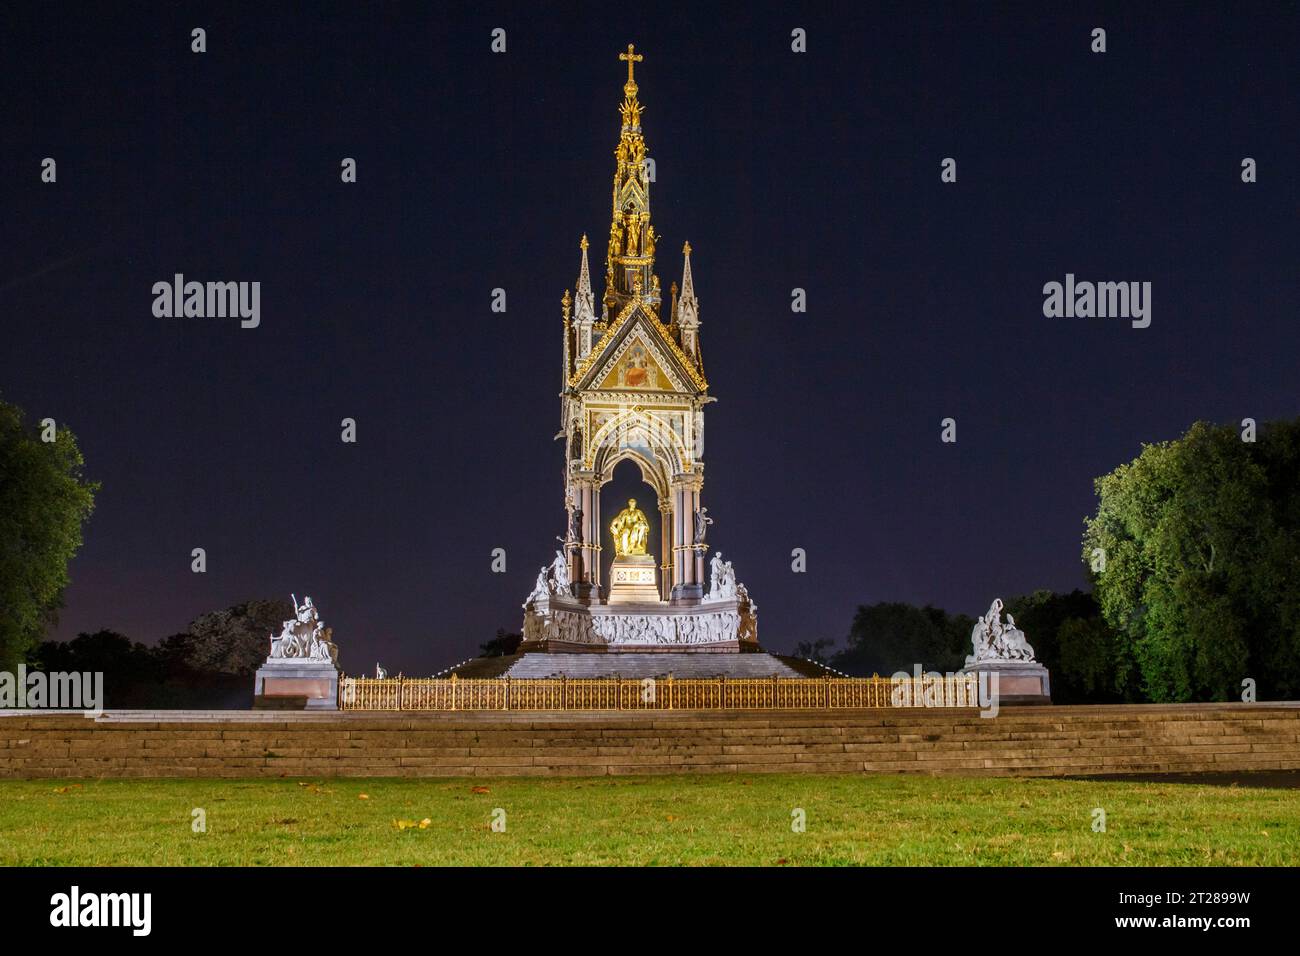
555, 46, 710, 605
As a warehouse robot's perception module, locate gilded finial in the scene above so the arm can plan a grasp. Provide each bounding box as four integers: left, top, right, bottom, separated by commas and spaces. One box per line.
619, 44, 643, 90
683, 241, 692, 255
562, 289, 572, 320
580, 234, 589, 251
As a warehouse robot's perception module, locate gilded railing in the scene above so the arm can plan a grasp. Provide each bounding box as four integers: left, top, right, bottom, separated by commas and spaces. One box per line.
337, 673, 979, 711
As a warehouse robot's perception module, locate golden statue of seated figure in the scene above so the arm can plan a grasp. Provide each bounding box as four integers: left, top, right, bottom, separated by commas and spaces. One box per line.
609, 498, 650, 557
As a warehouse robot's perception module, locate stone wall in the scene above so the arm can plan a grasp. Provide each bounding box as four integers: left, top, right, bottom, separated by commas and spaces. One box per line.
1, 703, 1297, 779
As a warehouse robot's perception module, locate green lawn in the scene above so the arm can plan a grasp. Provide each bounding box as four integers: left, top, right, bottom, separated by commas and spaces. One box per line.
1, 774, 1296, 866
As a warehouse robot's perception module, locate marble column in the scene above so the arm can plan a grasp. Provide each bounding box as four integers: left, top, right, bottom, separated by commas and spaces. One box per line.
592, 480, 603, 596
570, 473, 601, 599
670, 474, 704, 603
659, 500, 673, 601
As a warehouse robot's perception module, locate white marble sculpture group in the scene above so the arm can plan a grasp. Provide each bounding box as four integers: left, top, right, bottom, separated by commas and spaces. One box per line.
707, 552, 737, 600
522, 547, 757, 650
526, 549, 574, 605
965, 598, 1036, 667
269, 594, 339, 665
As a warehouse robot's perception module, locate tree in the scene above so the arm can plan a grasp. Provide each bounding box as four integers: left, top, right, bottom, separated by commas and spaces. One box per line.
792, 638, 835, 664
1083, 419, 1300, 702
0, 397, 98, 671
1003, 589, 1133, 703
184, 599, 293, 676
36, 601, 293, 709
38, 629, 154, 676
480, 629, 522, 657
829, 603, 972, 676
36, 630, 164, 707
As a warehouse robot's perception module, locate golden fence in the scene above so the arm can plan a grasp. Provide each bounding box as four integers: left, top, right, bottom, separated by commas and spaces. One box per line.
338, 673, 980, 711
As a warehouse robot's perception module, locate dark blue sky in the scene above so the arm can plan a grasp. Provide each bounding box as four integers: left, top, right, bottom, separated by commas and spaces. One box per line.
2, 3, 1296, 674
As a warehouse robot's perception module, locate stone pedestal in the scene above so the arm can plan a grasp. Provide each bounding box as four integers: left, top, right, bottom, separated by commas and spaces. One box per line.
608, 554, 661, 604
522, 591, 758, 652
960, 660, 1051, 705
670, 582, 703, 604
253, 659, 339, 710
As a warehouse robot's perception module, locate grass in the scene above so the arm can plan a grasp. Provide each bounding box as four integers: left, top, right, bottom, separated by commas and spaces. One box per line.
1, 774, 1297, 866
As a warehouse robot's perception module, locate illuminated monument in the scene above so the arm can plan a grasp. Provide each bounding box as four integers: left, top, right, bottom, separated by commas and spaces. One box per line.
518, 45, 782, 670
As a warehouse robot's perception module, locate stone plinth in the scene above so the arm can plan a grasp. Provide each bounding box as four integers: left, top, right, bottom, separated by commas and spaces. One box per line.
960, 660, 1052, 705
253, 659, 339, 710
522, 591, 757, 652
608, 554, 660, 604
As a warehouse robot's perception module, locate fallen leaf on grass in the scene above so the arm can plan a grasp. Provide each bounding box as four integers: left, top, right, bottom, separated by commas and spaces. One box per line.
470, 786, 491, 794
358, 793, 370, 800
52, 785, 83, 794
393, 818, 434, 831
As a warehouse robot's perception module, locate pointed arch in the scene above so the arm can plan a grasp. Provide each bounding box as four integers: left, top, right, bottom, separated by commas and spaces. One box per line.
586, 407, 688, 495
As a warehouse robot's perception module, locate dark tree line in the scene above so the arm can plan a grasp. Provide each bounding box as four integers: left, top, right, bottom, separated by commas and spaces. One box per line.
797, 590, 1128, 704
35, 599, 291, 709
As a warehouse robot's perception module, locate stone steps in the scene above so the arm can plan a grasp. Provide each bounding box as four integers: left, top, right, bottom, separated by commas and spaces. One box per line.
1, 703, 1297, 778
499, 652, 806, 679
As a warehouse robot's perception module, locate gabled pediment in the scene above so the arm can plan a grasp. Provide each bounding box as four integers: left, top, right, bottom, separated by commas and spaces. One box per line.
572, 303, 705, 394
618, 177, 646, 212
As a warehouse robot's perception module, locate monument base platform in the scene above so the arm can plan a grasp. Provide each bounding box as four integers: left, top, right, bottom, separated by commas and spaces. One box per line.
253, 660, 340, 710
522, 591, 758, 652
961, 660, 1052, 705
495, 650, 811, 679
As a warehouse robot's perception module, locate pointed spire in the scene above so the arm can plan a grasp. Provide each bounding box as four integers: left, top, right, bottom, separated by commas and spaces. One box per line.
677, 241, 700, 363
575, 234, 595, 318
679, 241, 696, 302
573, 236, 597, 359
605, 44, 656, 311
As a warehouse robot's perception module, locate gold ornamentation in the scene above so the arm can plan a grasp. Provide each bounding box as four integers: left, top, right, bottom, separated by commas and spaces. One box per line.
609, 498, 650, 556
625, 215, 639, 255
569, 299, 708, 391
619, 44, 642, 87
339, 674, 971, 711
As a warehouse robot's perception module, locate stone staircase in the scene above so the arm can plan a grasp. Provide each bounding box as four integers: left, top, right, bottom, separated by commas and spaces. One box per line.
498, 651, 806, 679
1, 702, 1297, 779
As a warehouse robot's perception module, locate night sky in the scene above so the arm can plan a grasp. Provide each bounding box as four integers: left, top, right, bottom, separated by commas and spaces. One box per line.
3, 3, 1296, 675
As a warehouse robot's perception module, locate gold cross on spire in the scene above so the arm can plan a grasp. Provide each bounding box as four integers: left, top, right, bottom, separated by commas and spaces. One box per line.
619, 44, 643, 85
